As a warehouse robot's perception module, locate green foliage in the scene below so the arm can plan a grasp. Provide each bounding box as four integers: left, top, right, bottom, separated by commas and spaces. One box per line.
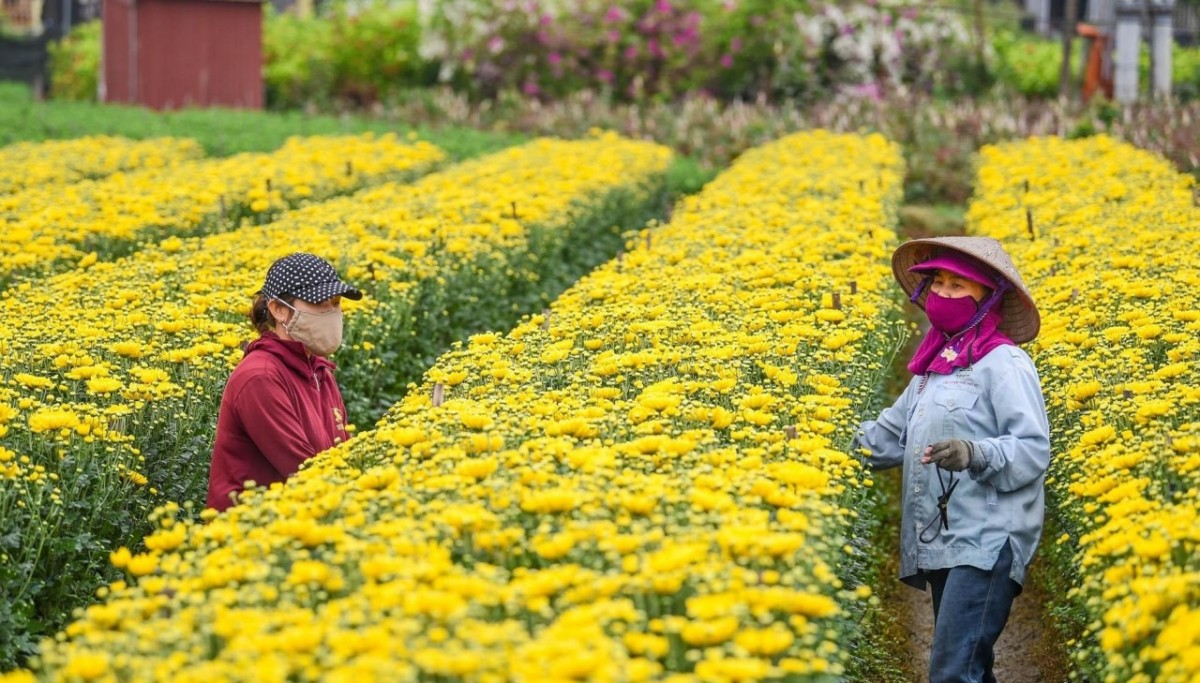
994, 29, 1200, 100
0, 425, 159, 670
664, 154, 718, 199
841, 471, 921, 683
0, 82, 524, 160
47, 20, 101, 101
1166, 43, 1200, 99
701, 0, 813, 99
992, 30, 1062, 98
264, 3, 425, 108
327, 4, 423, 105
41, 5, 425, 110
263, 10, 335, 109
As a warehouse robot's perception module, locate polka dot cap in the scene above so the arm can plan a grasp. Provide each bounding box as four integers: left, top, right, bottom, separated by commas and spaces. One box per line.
258, 252, 363, 304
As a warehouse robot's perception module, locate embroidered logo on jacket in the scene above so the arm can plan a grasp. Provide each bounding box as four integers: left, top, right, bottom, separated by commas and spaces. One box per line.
333, 407, 346, 440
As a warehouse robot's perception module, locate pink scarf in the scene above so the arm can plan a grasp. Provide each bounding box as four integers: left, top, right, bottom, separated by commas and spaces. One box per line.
908, 307, 1015, 376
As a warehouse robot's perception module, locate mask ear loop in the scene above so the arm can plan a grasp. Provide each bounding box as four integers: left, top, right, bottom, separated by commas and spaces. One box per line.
272, 296, 300, 333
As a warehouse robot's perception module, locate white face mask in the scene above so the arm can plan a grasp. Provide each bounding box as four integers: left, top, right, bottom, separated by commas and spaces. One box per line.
277, 300, 343, 356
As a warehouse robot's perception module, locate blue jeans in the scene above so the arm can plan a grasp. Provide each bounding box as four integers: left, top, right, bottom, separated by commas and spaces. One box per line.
924, 541, 1022, 683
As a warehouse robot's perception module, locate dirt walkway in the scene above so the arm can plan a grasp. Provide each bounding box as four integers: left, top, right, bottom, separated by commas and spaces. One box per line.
896, 570, 1051, 682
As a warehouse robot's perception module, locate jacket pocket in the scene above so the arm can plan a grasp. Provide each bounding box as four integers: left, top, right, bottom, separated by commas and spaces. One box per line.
932, 389, 979, 412
932, 389, 980, 439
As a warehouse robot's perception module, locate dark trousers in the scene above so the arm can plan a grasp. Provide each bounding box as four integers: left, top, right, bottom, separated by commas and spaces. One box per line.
924, 541, 1022, 683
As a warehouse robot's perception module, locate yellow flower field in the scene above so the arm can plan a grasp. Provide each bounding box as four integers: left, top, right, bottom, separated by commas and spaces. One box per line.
968, 135, 1200, 682
0, 136, 204, 195
0, 133, 671, 671
0, 133, 445, 284
0, 134, 671, 455
8, 131, 907, 682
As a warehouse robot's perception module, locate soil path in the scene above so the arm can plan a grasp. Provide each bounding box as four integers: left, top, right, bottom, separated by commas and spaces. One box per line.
895, 567, 1052, 682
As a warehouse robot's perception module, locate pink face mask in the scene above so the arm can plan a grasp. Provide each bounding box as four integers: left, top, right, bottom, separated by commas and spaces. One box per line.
925, 292, 979, 335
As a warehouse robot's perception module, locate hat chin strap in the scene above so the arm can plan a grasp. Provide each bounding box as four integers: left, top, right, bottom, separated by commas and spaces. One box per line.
910, 274, 933, 303
961, 280, 1012, 330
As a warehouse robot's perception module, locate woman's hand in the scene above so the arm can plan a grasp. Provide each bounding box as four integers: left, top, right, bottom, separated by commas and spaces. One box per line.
923, 439, 980, 472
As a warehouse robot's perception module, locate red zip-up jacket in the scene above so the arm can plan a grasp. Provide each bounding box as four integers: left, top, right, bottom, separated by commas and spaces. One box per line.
206, 331, 349, 511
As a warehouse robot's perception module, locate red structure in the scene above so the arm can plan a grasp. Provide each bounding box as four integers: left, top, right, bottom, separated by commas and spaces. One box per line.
1077, 23, 1114, 103
102, 0, 263, 110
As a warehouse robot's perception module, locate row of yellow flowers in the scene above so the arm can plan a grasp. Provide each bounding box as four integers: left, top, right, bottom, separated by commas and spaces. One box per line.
0, 136, 204, 195
0, 133, 672, 670
8, 130, 907, 682
0, 133, 445, 284
967, 135, 1200, 682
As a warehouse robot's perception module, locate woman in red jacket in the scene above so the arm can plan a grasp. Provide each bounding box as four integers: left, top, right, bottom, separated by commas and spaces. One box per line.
206, 252, 362, 511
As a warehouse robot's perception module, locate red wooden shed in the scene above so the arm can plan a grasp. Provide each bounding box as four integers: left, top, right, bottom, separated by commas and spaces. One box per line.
101, 0, 263, 110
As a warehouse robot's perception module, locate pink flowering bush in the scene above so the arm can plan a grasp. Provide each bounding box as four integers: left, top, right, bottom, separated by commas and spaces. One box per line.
420, 0, 982, 101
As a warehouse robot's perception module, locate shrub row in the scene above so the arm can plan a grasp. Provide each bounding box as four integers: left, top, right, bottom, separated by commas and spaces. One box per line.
0, 135, 202, 195
0, 133, 445, 286
968, 135, 1200, 682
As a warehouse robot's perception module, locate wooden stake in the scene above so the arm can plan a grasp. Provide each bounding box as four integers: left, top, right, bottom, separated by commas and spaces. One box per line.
785, 425, 797, 440
1024, 179, 1030, 193
346, 160, 353, 176
266, 178, 272, 192
832, 292, 841, 310
1058, 0, 1079, 99
849, 281, 857, 295
542, 308, 551, 331
511, 201, 519, 220
1122, 389, 1133, 399
1070, 288, 1079, 301
645, 231, 652, 250
431, 383, 445, 407
1026, 208, 1036, 240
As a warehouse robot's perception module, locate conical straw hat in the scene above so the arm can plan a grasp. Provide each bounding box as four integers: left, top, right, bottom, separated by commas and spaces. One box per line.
892, 236, 1041, 344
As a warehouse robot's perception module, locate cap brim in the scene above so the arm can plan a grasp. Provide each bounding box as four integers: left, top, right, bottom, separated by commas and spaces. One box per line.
293, 280, 363, 304
893, 237, 1040, 344
908, 255, 1000, 289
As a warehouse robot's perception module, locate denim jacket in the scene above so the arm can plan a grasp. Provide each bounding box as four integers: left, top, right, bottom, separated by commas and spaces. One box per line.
854, 345, 1051, 588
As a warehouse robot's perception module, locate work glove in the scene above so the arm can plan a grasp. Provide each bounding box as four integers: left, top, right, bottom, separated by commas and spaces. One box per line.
923, 439, 984, 472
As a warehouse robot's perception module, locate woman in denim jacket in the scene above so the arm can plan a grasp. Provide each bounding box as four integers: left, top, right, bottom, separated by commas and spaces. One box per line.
854, 236, 1050, 683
